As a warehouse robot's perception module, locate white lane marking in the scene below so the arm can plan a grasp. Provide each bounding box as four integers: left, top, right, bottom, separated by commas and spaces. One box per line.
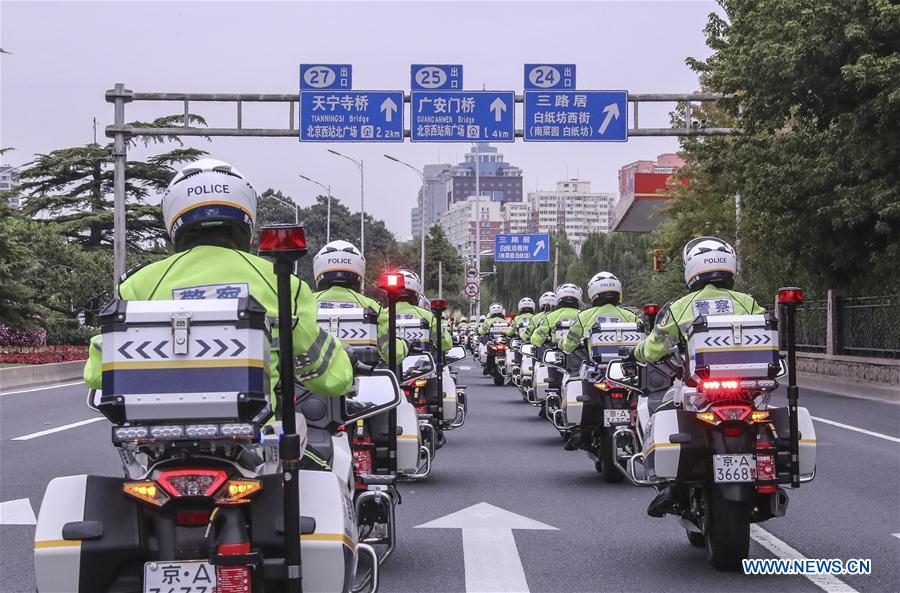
811, 415, 900, 444
750, 525, 858, 593
417, 502, 557, 593
0, 380, 85, 396
892, 533, 900, 541
460, 366, 472, 370
0, 498, 36, 525
11, 417, 103, 441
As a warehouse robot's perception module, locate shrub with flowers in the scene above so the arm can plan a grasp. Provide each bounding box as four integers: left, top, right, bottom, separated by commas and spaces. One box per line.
0, 325, 87, 364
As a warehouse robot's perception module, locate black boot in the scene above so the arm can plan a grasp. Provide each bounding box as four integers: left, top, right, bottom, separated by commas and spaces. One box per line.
563, 431, 584, 451
647, 484, 681, 518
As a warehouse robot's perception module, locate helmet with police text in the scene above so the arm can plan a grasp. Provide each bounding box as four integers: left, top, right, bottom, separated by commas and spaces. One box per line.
587, 272, 623, 306
517, 297, 536, 313
488, 303, 505, 317
313, 240, 365, 289
555, 283, 583, 308
538, 291, 558, 311
162, 158, 257, 251
683, 236, 737, 290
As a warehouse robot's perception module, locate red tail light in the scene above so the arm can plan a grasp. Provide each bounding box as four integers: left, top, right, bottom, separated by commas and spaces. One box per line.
431, 299, 447, 312
723, 426, 744, 437
157, 469, 228, 498
643, 304, 660, 316
258, 225, 307, 255
777, 287, 803, 304
176, 511, 211, 526
713, 405, 752, 423
378, 271, 405, 292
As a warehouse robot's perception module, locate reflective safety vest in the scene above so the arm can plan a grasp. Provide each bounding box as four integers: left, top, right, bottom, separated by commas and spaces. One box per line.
560, 304, 639, 353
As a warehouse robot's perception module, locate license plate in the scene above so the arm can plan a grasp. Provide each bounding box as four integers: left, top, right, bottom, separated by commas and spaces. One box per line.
144, 561, 217, 593
713, 454, 756, 483
603, 409, 631, 426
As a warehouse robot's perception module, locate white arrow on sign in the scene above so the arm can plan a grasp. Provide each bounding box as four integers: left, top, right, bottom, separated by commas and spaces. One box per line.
380, 97, 398, 122
417, 502, 557, 592
490, 97, 508, 122
532, 239, 546, 257
0, 498, 36, 525
598, 102, 620, 135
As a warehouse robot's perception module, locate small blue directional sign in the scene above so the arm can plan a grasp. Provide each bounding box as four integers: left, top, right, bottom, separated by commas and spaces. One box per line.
495, 233, 551, 262
524, 90, 628, 142
524, 64, 576, 90
299, 64, 352, 90
411, 91, 515, 142
411, 65, 463, 90
300, 91, 403, 142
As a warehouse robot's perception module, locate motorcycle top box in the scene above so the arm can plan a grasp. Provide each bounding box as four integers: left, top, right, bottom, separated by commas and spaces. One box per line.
396, 314, 430, 344
589, 321, 644, 363
96, 297, 272, 424
686, 313, 779, 382
317, 303, 379, 364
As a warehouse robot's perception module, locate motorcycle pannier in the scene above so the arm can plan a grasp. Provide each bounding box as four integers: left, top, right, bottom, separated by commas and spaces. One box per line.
317, 303, 379, 363
397, 313, 430, 343
589, 321, 644, 363
98, 297, 271, 424
686, 313, 779, 382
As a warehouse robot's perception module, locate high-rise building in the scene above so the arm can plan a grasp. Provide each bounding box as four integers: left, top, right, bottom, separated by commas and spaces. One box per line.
527, 180, 616, 253
0, 164, 20, 208
412, 144, 522, 233
613, 153, 685, 232
440, 196, 504, 263
503, 202, 530, 234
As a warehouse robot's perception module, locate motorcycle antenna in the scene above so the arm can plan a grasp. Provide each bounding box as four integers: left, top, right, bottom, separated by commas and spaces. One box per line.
259, 224, 308, 593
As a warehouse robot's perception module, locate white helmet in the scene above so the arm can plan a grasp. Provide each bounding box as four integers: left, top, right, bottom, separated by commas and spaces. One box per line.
488, 303, 505, 317
398, 269, 422, 296
588, 272, 623, 303
556, 283, 583, 306
517, 297, 536, 313
479, 314, 486, 322
313, 240, 365, 288
418, 295, 431, 309
162, 158, 257, 249
459, 316, 467, 322
683, 236, 737, 290
538, 291, 558, 309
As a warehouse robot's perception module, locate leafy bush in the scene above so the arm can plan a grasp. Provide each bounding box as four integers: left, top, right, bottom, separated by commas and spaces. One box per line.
0, 345, 88, 365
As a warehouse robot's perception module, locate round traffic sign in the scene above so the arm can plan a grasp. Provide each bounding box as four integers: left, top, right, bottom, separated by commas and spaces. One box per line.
466, 266, 479, 280
464, 282, 480, 298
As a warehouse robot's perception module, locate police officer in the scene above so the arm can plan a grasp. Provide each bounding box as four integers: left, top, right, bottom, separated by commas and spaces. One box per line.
506, 297, 536, 337
530, 284, 583, 347
312, 240, 407, 362
521, 291, 556, 342
478, 303, 508, 336
395, 269, 452, 353
83, 159, 353, 414
560, 273, 639, 353
633, 237, 765, 517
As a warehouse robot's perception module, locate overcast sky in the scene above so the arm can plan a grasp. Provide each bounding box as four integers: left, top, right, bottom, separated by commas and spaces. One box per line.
1, 0, 719, 239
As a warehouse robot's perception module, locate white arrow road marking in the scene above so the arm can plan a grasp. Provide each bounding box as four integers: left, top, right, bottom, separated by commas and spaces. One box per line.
490, 97, 507, 122
750, 525, 858, 593
532, 240, 546, 257
417, 502, 557, 593
598, 102, 620, 135
380, 97, 398, 122
0, 380, 84, 397
811, 416, 900, 444
11, 417, 103, 441
0, 498, 36, 525
892, 533, 900, 541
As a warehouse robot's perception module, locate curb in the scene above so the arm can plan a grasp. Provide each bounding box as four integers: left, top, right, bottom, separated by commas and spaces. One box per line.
0, 360, 86, 393
798, 372, 900, 405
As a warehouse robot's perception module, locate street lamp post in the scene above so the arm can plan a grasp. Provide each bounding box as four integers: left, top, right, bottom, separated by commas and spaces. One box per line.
298, 174, 332, 242
384, 154, 427, 292
327, 149, 365, 256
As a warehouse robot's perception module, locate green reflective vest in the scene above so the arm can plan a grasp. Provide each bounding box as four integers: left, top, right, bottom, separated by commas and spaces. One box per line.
531, 307, 581, 347
560, 304, 640, 353
314, 285, 408, 362
506, 312, 534, 337
394, 301, 452, 352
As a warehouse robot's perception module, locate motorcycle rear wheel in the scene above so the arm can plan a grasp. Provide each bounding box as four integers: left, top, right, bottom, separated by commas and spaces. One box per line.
599, 430, 625, 483
704, 487, 750, 570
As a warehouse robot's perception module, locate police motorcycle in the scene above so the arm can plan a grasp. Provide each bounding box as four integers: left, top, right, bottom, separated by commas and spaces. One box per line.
34, 270, 402, 591
478, 305, 511, 386
534, 317, 578, 419
547, 320, 645, 482
612, 293, 816, 570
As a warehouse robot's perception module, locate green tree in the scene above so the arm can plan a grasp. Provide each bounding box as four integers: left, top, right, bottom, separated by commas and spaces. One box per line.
0, 197, 38, 328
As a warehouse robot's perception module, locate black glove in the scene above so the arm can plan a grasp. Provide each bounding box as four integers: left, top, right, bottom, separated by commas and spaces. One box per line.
618, 346, 636, 362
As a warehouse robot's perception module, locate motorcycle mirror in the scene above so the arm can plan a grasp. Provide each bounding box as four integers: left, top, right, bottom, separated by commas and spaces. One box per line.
343, 371, 403, 426
521, 344, 535, 356
445, 346, 466, 364
86, 388, 102, 413
542, 349, 565, 366
605, 361, 642, 392
402, 353, 435, 379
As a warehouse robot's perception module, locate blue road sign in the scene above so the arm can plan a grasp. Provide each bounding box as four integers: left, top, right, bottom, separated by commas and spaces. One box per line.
524, 64, 576, 90
299, 91, 403, 142
495, 234, 551, 262
411, 91, 515, 142
411, 65, 463, 90
524, 90, 628, 142
299, 64, 352, 90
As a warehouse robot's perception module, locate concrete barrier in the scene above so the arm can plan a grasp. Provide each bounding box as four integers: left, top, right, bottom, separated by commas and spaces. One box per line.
797, 352, 900, 386
0, 360, 85, 392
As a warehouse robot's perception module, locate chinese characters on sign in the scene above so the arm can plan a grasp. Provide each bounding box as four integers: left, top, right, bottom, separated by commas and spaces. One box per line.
524, 64, 576, 90
411, 65, 463, 90
299, 64, 352, 90
523, 91, 628, 141
494, 234, 550, 262
299, 91, 404, 142
411, 91, 514, 142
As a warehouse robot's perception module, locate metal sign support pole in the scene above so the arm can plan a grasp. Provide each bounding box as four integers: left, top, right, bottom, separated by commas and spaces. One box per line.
474, 143, 481, 317
111, 83, 130, 283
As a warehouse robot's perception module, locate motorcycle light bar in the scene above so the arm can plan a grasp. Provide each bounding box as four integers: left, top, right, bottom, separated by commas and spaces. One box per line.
258, 225, 308, 257
112, 422, 258, 444
378, 271, 405, 292
777, 287, 804, 304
